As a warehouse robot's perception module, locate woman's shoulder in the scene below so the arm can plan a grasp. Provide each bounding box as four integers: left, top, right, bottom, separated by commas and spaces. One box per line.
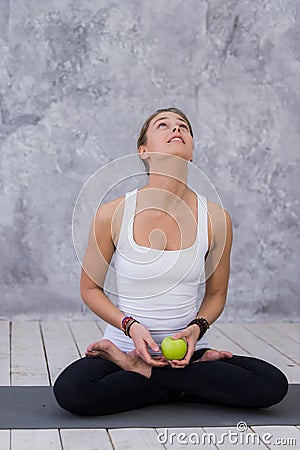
206, 198, 232, 250
94, 192, 128, 245
206, 198, 231, 219
96, 193, 126, 217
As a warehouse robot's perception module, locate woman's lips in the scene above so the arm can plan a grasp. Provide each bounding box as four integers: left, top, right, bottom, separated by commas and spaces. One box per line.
168, 137, 185, 143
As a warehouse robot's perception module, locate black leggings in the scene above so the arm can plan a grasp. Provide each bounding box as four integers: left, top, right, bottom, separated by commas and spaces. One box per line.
53, 348, 289, 416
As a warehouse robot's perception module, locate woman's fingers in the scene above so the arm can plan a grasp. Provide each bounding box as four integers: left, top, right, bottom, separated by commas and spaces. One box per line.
151, 360, 169, 367
137, 337, 161, 364
169, 358, 189, 367
168, 360, 187, 368
136, 341, 169, 367
152, 355, 168, 362
135, 340, 156, 365
130, 325, 162, 363
148, 339, 160, 353
140, 353, 167, 367
171, 333, 182, 339
139, 349, 162, 366
169, 356, 191, 367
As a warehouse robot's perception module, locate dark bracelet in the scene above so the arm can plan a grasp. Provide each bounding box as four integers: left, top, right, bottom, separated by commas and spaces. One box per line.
187, 317, 210, 341
126, 319, 140, 338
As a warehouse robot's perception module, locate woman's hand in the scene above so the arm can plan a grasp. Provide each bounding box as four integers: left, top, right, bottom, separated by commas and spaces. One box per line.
129, 322, 169, 368
166, 324, 199, 368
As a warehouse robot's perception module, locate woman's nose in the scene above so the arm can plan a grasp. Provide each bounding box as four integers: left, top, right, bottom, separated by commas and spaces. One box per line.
172, 126, 180, 132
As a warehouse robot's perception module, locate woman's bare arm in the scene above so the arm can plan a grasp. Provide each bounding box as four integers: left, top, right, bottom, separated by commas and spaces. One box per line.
196, 204, 233, 325
80, 201, 125, 330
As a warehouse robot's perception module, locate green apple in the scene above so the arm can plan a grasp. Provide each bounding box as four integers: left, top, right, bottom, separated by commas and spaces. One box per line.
161, 336, 188, 360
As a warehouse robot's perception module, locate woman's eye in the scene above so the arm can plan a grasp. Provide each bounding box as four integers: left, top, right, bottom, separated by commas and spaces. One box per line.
158, 122, 167, 128
180, 124, 188, 130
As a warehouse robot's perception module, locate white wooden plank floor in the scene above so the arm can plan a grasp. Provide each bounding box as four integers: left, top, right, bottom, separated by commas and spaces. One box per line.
0, 320, 299, 450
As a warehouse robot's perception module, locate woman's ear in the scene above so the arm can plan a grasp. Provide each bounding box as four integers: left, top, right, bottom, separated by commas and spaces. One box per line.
139, 146, 149, 160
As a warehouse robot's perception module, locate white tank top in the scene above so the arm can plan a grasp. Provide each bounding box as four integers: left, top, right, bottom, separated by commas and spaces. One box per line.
103, 187, 212, 355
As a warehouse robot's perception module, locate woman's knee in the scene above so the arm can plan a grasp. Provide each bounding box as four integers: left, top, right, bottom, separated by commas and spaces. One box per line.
53, 358, 99, 415
53, 370, 108, 415
53, 367, 83, 414
224, 355, 289, 408
243, 360, 289, 408
259, 366, 289, 408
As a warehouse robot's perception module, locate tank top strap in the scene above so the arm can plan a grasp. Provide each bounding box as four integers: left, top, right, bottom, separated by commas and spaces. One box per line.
197, 193, 208, 282
198, 193, 208, 254
116, 188, 137, 250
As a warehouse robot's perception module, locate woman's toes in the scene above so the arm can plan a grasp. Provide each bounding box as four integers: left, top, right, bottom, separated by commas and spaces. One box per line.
86, 342, 97, 352
86, 339, 113, 354
197, 349, 233, 362
197, 350, 214, 361
220, 351, 233, 358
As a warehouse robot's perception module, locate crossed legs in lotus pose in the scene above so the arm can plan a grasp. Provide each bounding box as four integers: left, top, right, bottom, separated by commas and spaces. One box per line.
53, 339, 288, 415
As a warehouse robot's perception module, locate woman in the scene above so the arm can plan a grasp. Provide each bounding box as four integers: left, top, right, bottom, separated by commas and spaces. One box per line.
54, 107, 288, 415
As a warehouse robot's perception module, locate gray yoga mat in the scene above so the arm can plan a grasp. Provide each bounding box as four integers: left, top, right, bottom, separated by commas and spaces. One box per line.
0, 385, 298, 429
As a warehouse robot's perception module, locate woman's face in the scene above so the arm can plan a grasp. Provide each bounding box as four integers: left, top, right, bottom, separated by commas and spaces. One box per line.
139, 112, 194, 164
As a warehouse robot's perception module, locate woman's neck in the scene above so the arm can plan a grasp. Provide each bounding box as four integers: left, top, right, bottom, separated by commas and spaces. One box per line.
140, 175, 190, 210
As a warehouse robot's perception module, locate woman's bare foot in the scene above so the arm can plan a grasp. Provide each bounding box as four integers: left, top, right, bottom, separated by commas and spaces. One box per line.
85, 339, 153, 378
192, 349, 234, 363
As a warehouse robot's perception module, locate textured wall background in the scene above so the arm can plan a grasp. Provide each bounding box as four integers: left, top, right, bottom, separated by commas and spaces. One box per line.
0, 0, 299, 320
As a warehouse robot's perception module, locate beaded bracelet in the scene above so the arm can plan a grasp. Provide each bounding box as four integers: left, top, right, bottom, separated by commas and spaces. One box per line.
121, 316, 133, 334
187, 317, 210, 341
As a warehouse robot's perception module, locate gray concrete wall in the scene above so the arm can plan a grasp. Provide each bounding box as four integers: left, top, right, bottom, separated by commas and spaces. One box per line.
0, 0, 299, 320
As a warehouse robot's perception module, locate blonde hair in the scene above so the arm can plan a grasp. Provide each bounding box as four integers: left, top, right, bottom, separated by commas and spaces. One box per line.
137, 107, 193, 176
